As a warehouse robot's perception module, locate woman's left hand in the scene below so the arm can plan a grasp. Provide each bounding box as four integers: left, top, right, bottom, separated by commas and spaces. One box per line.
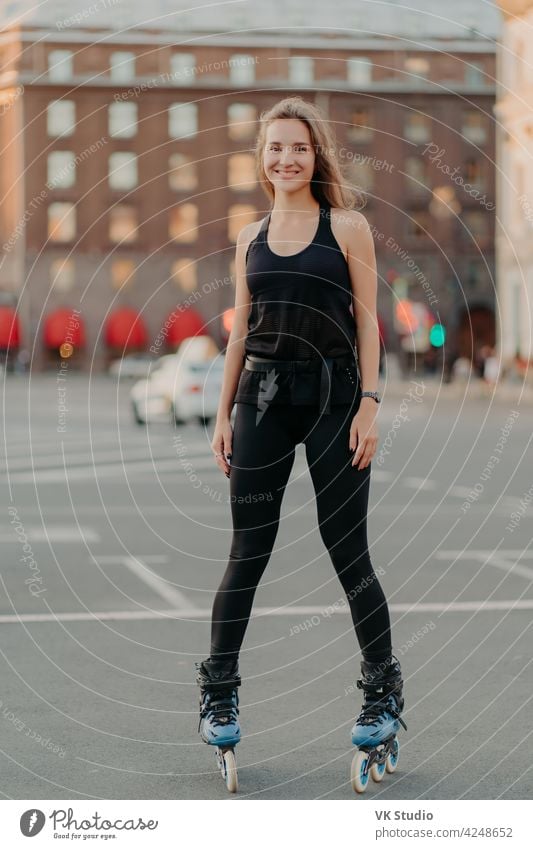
349, 401, 379, 469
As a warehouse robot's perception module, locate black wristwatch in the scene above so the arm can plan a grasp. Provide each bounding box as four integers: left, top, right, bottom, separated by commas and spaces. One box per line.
361, 391, 381, 403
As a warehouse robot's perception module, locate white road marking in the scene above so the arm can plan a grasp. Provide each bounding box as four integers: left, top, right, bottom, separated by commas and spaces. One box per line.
436, 550, 533, 581
5, 458, 417, 485
369, 470, 394, 481
1, 438, 210, 469
8, 456, 216, 483
448, 486, 476, 498
92, 555, 197, 610
93, 555, 168, 563
0, 526, 100, 543
1, 599, 532, 624
436, 550, 533, 557
403, 477, 437, 490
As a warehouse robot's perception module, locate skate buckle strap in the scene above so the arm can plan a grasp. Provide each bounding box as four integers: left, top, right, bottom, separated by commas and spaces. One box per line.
356, 679, 407, 731
199, 692, 240, 732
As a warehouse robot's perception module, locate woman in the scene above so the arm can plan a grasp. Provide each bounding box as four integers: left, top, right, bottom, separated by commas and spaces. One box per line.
195, 96, 406, 764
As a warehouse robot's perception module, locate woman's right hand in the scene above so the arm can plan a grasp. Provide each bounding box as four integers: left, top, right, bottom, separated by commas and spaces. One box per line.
211, 417, 233, 478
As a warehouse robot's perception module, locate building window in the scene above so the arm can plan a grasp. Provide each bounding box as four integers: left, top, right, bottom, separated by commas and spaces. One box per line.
227, 204, 256, 242
228, 153, 256, 191
464, 158, 485, 190
347, 57, 372, 86
228, 102, 257, 140
288, 56, 314, 84
404, 57, 430, 81
462, 110, 487, 144
108, 102, 137, 138
169, 203, 198, 242
169, 153, 198, 191
229, 54, 255, 84
47, 151, 76, 188
47, 100, 76, 137
347, 108, 373, 142
111, 259, 136, 290
465, 259, 485, 292
404, 156, 430, 193
170, 52, 196, 84
109, 204, 138, 243
110, 51, 135, 82
171, 258, 197, 292
350, 160, 374, 191
50, 258, 75, 292
168, 102, 198, 138
465, 62, 485, 86
462, 211, 488, 241
109, 152, 138, 190
406, 211, 429, 239
48, 203, 76, 242
404, 114, 431, 143
48, 50, 73, 82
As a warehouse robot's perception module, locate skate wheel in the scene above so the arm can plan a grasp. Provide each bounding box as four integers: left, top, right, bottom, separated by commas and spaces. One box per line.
351, 749, 370, 794
370, 759, 386, 782
222, 748, 238, 793
386, 737, 399, 773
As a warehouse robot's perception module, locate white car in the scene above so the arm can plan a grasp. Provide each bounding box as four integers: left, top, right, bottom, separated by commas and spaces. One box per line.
130, 355, 180, 424
129, 337, 225, 426
109, 352, 159, 379
170, 357, 225, 426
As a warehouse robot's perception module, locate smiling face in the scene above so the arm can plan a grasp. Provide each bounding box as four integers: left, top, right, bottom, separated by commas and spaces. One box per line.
263, 118, 316, 195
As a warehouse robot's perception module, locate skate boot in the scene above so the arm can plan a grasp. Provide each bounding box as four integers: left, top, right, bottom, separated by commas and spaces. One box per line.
350, 654, 407, 793
195, 656, 241, 792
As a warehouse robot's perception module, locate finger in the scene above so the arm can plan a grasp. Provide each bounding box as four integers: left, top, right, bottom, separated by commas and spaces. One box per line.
217, 451, 231, 474
213, 451, 229, 472
356, 449, 371, 469
216, 458, 230, 477
352, 440, 365, 465
356, 441, 376, 469
353, 436, 366, 463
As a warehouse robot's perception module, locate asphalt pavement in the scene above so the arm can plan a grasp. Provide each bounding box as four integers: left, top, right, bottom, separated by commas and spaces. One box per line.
0, 372, 531, 800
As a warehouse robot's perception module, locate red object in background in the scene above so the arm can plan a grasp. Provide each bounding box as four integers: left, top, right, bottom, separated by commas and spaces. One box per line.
165, 307, 206, 347
105, 307, 147, 349
0, 306, 21, 349
222, 308, 234, 337
44, 308, 86, 349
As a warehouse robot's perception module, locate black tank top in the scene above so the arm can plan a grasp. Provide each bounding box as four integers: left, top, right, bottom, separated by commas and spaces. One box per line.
234, 202, 361, 407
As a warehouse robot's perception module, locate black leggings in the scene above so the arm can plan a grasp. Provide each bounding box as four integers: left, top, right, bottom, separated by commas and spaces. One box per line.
210, 397, 392, 664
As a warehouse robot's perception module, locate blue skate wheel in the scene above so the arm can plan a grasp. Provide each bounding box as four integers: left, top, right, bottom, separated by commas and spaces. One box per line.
351, 749, 370, 794
386, 737, 399, 773
370, 759, 386, 782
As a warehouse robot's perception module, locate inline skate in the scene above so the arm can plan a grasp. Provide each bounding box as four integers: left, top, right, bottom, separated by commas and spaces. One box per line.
350, 654, 407, 794
195, 656, 241, 793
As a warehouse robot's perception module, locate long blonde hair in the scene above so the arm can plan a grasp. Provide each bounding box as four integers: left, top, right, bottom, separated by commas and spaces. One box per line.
253, 96, 366, 211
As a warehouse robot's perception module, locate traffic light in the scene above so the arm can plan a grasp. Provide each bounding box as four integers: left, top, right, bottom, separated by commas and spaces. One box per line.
429, 323, 446, 347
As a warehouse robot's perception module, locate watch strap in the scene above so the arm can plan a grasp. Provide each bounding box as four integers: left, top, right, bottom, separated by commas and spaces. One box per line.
361, 391, 381, 403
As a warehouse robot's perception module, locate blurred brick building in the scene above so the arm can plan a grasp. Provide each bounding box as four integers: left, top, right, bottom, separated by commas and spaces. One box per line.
0, 0, 501, 370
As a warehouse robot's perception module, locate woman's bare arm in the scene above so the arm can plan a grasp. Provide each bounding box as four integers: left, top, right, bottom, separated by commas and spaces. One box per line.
342, 210, 381, 404
215, 221, 257, 423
